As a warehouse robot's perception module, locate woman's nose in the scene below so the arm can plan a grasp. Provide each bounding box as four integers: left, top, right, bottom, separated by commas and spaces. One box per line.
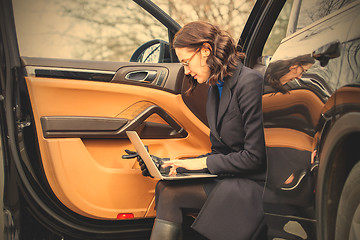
183, 66, 191, 75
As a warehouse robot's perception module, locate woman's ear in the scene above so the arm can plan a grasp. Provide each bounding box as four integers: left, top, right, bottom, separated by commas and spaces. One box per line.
201, 48, 210, 57
201, 43, 212, 57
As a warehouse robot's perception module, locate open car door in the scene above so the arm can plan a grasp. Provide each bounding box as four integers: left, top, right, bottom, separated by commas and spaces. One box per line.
0, 0, 213, 239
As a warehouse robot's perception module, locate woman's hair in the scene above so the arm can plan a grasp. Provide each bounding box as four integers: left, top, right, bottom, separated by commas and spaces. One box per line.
172, 21, 243, 94
265, 54, 315, 94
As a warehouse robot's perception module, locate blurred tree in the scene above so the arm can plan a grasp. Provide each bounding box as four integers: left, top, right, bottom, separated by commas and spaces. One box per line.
154, 0, 255, 36
55, 0, 256, 61
55, 0, 168, 61
297, 0, 355, 29
262, 0, 293, 56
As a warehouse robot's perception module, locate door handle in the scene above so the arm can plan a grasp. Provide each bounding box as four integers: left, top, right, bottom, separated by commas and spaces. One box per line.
125, 70, 157, 83
312, 41, 340, 67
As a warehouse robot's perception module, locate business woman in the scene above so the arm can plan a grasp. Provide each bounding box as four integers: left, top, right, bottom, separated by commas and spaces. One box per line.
144, 21, 267, 240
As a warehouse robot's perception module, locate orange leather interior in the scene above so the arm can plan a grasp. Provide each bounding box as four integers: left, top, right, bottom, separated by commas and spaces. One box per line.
264, 128, 313, 151
262, 88, 326, 158
322, 86, 360, 113
26, 76, 340, 220
262, 89, 324, 127
26, 76, 211, 220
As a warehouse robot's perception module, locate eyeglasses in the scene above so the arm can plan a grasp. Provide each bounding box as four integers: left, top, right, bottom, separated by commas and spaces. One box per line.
299, 65, 308, 74
181, 48, 200, 67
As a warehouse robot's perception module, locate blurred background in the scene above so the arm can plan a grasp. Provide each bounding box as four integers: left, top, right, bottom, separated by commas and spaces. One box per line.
12, 0, 290, 62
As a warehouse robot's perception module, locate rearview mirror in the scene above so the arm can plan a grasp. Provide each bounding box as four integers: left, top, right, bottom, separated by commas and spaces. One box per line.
130, 39, 170, 63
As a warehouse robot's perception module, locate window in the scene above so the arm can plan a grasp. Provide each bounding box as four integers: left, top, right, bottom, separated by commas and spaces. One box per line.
13, 0, 169, 62
262, 0, 294, 56
296, 0, 356, 31
151, 0, 256, 42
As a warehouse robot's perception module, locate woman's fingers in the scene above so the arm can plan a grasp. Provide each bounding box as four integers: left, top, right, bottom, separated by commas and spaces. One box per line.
162, 160, 181, 176
162, 160, 179, 168
169, 165, 177, 176
161, 161, 173, 168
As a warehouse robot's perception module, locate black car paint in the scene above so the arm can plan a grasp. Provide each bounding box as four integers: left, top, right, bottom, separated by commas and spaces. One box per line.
262, 1, 360, 239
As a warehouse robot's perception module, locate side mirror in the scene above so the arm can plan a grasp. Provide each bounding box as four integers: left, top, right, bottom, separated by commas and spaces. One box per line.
130, 39, 170, 63
312, 41, 340, 67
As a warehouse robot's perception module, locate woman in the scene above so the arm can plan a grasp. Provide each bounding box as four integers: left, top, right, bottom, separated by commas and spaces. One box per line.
142, 21, 266, 240
265, 54, 315, 94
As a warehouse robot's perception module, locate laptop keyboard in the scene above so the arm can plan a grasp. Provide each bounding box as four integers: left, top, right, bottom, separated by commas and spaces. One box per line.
162, 172, 188, 177
162, 172, 212, 177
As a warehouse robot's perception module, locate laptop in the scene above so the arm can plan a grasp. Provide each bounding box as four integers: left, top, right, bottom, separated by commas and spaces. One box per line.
126, 131, 217, 180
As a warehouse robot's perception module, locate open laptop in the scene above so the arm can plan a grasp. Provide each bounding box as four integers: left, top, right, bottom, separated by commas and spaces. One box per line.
126, 131, 217, 180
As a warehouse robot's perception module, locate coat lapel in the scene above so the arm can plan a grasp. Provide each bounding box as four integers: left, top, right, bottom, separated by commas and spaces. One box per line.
206, 86, 219, 134
216, 81, 232, 127
216, 63, 243, 127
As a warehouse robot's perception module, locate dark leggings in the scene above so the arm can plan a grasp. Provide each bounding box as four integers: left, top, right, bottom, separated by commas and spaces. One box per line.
155, 180, 214, 224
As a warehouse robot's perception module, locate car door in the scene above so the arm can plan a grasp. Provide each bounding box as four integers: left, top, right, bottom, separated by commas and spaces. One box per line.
1, 0, 215, 238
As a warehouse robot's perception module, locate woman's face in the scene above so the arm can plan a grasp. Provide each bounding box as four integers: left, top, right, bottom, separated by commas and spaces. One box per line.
175, 47, 211, 84
279, 63, 313, 85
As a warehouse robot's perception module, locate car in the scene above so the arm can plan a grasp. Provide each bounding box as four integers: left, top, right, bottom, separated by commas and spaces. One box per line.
0, 0, 359, 239
261, 1, 360, 240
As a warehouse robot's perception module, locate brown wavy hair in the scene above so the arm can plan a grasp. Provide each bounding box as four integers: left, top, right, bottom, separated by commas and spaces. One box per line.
172, 21, 243, 94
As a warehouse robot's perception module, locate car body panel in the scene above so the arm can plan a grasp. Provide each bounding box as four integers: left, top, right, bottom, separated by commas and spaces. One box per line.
262, 1, 360, 239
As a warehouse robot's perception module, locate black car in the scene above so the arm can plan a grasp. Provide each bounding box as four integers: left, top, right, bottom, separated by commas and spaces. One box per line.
1, 0, 359, 239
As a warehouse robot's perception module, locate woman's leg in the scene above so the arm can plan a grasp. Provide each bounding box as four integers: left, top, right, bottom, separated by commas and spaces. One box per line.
150, 180, 210, 240
155, 180, 208, 223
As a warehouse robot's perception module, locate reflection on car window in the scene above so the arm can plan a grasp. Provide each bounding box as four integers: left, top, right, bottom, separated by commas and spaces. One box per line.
296, 0, 356, 31
151, 0, 256, 42
13, 0, 168, 61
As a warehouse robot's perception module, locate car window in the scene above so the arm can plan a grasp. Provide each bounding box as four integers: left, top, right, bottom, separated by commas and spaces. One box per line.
12, 0, 169, 62
262, 0, 294, 56
296, 0, 356, 31
151, 0, 256, 43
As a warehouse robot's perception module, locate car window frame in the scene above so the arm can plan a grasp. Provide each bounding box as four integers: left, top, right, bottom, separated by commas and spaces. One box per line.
243, 0, 287, 68
133, 0, 181, 63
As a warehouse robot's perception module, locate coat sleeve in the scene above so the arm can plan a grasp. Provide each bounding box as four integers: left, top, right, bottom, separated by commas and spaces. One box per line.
206, 71, 266, 175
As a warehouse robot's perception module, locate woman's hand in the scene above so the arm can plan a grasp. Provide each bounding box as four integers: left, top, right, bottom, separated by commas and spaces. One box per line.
162, 157, 207, 176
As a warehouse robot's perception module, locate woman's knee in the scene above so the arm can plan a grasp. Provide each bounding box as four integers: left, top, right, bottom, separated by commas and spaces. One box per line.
157, 183, 182, 204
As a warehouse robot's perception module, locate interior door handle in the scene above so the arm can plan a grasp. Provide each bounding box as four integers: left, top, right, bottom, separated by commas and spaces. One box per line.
125, 70, 157, 83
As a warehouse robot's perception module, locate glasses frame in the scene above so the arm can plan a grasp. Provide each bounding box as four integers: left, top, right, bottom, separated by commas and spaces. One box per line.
299, 65, 308, 74
180, 48, 200, 67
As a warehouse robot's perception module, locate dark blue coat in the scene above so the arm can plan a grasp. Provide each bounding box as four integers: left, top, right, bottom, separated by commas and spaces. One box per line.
191, 63, 267, 240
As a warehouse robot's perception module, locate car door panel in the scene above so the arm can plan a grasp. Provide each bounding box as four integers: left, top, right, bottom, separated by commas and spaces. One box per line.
23, 57, 185, 93
24, 59, 211, 220
40, 105, 188, 139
